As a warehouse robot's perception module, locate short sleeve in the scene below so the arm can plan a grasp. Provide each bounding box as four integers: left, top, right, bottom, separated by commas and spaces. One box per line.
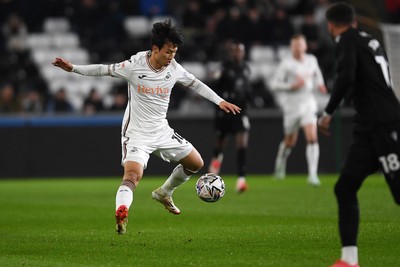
109, 55, 137, 80
175, 62, 196, 87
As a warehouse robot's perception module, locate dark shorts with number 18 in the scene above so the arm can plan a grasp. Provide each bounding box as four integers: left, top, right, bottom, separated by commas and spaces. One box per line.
339, 121, 400, 204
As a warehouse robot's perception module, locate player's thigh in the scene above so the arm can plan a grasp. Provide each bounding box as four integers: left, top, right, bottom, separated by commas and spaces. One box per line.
302, 123, 318, 143
123, 161, 144, 184
372, 123, 400, 204
179, 147, 204, 172
121, 137, 152, 169
337, 131, 378, 193
154, 129, 196, 166
283, 112, 300, 136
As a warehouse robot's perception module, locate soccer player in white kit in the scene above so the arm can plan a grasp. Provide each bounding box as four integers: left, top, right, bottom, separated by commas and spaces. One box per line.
52, 20, 241, 235
270, 34, 327, 186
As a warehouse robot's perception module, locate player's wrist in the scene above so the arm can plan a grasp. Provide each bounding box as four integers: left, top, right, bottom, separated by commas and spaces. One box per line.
322, 111, 332, 117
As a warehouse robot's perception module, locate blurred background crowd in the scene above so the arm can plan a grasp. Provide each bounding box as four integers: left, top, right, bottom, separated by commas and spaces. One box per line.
0, 0, 398, 115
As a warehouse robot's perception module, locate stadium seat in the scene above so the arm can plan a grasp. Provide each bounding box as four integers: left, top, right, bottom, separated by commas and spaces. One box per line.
277, 45, 291, 60
53, 33, 79, 48
32, 49, 59, 65
181, 62, 207, 81
62, 48, 89, 64
124, 16, 151, 38
249, 46, 276, 63
44, 17, 71, 33
27, 34, 53, 49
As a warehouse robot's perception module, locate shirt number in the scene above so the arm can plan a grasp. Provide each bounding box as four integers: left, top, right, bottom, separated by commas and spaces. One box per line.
374, 56, 392, 88
379, 153, 400, 173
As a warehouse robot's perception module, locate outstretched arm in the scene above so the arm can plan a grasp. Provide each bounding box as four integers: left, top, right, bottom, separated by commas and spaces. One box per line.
52, 57, 110, 76
52, 57, 73, 72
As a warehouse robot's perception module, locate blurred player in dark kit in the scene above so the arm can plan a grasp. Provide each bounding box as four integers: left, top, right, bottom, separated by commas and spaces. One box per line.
318, 3, 400, 267
208, 41, 252, 193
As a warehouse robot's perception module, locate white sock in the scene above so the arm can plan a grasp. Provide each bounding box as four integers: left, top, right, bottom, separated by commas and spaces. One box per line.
306, 143, 319, 178
115, 185, 133, 210
341, 246, 358, 265
275, 141, 291, 171
161, 164, 191, 196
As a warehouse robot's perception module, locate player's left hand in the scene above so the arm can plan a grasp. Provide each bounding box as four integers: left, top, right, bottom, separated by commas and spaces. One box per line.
219, 101, 241, 115
317, 113, 332, 136
318, 85, 328, 94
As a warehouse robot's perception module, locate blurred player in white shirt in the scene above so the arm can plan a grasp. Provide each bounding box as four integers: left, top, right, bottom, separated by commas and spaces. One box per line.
270, 34, 327, 186
52, 20, 240, 235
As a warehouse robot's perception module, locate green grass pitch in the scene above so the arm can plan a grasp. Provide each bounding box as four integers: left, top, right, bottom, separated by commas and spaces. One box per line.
0, 175, 399, 267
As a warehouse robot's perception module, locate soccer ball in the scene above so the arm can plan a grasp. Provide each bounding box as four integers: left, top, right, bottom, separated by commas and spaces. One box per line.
195, 173, 225, 202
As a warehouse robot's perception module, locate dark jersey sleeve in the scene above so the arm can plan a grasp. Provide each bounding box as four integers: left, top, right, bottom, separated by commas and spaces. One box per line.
325, 33, 357, 115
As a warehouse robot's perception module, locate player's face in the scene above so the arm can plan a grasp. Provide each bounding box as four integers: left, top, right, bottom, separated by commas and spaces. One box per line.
153, 42, 178, 68
291, 38, 307, 59
230, 43, 245, 63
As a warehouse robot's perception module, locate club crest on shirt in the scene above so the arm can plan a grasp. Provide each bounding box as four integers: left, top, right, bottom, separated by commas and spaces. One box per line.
130, 147, 138, 153
164, 72, 171, 81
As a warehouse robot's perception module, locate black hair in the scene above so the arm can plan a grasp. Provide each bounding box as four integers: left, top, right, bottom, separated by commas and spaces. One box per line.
325, 2, 355, 26
151, 19, 184, 49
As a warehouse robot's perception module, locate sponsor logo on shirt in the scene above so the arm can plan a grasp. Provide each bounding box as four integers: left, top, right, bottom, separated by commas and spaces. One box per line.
137, 84, 169, 96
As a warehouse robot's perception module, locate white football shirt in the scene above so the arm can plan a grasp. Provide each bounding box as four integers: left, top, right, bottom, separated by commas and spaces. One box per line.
270, 53, 325, 114
109, 51, 198, 137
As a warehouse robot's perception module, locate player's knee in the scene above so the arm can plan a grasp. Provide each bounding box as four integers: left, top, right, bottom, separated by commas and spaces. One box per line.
123, 170, 142, 184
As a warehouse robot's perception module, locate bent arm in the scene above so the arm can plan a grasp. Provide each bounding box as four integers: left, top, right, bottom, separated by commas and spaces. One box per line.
187, 79, 241, 114
187, 79, 224, 105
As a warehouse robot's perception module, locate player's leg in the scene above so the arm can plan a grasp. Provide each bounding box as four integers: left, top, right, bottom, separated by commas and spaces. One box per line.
152, 129, 203, 214
302, 122, 320, 186
235, 130, 249, 192
152, 148, 203, 214
332, 131, 377, 266
274, 114, 298, 179
373, 122, 400, 205
209, 120, 228, 174
115, 161, 144, 235
275, 133, 297, 179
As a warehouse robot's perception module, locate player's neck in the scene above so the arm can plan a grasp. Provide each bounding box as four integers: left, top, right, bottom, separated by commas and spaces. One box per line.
148, 52, 163, 70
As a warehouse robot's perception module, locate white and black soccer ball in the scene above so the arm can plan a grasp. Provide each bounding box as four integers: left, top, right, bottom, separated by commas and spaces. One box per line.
195, 173, 225, 202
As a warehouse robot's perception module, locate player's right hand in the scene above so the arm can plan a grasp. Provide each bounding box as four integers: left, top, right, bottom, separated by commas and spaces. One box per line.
52, 57, 73, 72
317, 113, 332, 136
219, 101, 241, 115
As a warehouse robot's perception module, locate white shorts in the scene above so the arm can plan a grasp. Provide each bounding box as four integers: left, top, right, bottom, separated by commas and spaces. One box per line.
121, 125, 193, 169
283, 109, 317, 135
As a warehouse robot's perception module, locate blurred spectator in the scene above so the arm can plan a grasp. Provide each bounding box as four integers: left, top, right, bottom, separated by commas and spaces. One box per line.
109, 91, 127, 112
385, 0, 400, 23
0, 83, 21, 113
139, 0, 166, 16
246, 7, 271, 46
180, 0, 208, 61
46, 88, 73, 113
215, 6, 247, 44
83, 88, 104, 114
300, 12, 320, 54
21, 89, 43, 114
269, 7, 295, 47
2, 13, 28, 53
